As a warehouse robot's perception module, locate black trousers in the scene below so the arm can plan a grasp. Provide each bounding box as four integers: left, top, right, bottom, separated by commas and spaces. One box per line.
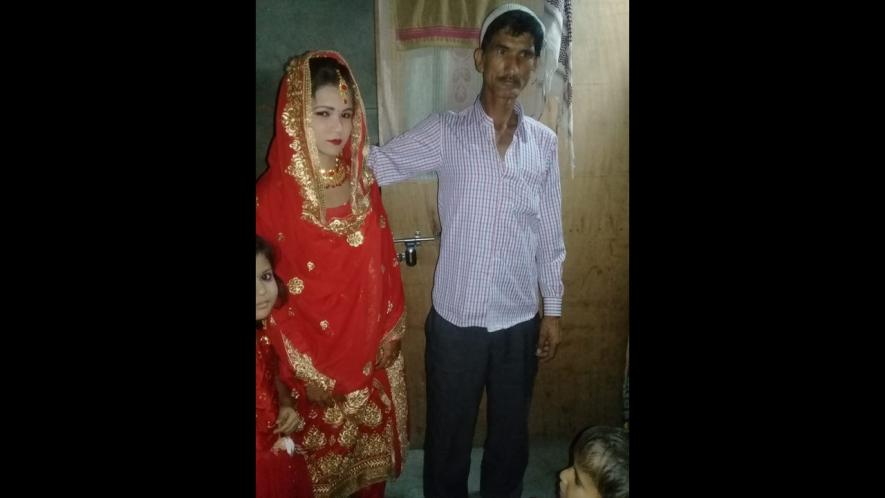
423, 307, 540, 498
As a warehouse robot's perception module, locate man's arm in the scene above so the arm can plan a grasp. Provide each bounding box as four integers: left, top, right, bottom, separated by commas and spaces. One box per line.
368, 113, 444, 186
536, 135, 566, 361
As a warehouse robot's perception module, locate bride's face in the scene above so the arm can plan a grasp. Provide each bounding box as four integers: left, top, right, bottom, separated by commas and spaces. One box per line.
310, 84, 354, 159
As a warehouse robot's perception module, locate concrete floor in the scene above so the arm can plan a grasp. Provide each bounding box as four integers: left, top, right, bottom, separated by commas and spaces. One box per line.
386, 439, 569, 498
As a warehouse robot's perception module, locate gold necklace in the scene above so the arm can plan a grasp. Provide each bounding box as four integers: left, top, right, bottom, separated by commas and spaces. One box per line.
317, 156, 349, 189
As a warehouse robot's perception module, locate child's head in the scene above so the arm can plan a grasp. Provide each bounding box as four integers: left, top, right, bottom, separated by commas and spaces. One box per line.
558, 426, 629, 498
256, 235, 284, 322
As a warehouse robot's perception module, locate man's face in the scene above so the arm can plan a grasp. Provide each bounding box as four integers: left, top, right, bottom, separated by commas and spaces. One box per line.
474, 29, 538, 99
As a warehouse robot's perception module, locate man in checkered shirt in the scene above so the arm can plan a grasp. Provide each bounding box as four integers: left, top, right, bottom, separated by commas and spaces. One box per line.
369, 5, 566, 497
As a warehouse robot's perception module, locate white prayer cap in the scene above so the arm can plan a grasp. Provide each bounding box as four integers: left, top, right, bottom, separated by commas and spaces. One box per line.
479, 3, 545, 48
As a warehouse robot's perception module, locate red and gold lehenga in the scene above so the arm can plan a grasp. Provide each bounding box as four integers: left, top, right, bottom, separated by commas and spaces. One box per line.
256, 50, 408, 498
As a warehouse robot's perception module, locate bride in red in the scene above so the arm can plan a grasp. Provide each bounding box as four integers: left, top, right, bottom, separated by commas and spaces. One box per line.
256, 235, 313, 497
256, 51, 409, 498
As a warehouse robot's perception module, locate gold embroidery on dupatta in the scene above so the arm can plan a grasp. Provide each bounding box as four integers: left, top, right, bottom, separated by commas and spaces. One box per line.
282, 335, 336, 394
302, 425, 327, 451
323, 405, 345, 428
287, 277, 304, 295
338, 420, 358, 448
387, 353, 410, 461
381, 311, 407, 344
342, 387, 370, 415
356, 400, 383, 428
346, 230, 364, 247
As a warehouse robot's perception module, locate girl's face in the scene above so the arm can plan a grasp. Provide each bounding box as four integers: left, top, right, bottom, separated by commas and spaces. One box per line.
558, 461, 601, 498
256, 253, 278, 321
310, 84, 353, 160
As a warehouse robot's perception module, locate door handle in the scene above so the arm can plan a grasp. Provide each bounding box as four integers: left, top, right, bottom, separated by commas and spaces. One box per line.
392, 231, 439, 267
